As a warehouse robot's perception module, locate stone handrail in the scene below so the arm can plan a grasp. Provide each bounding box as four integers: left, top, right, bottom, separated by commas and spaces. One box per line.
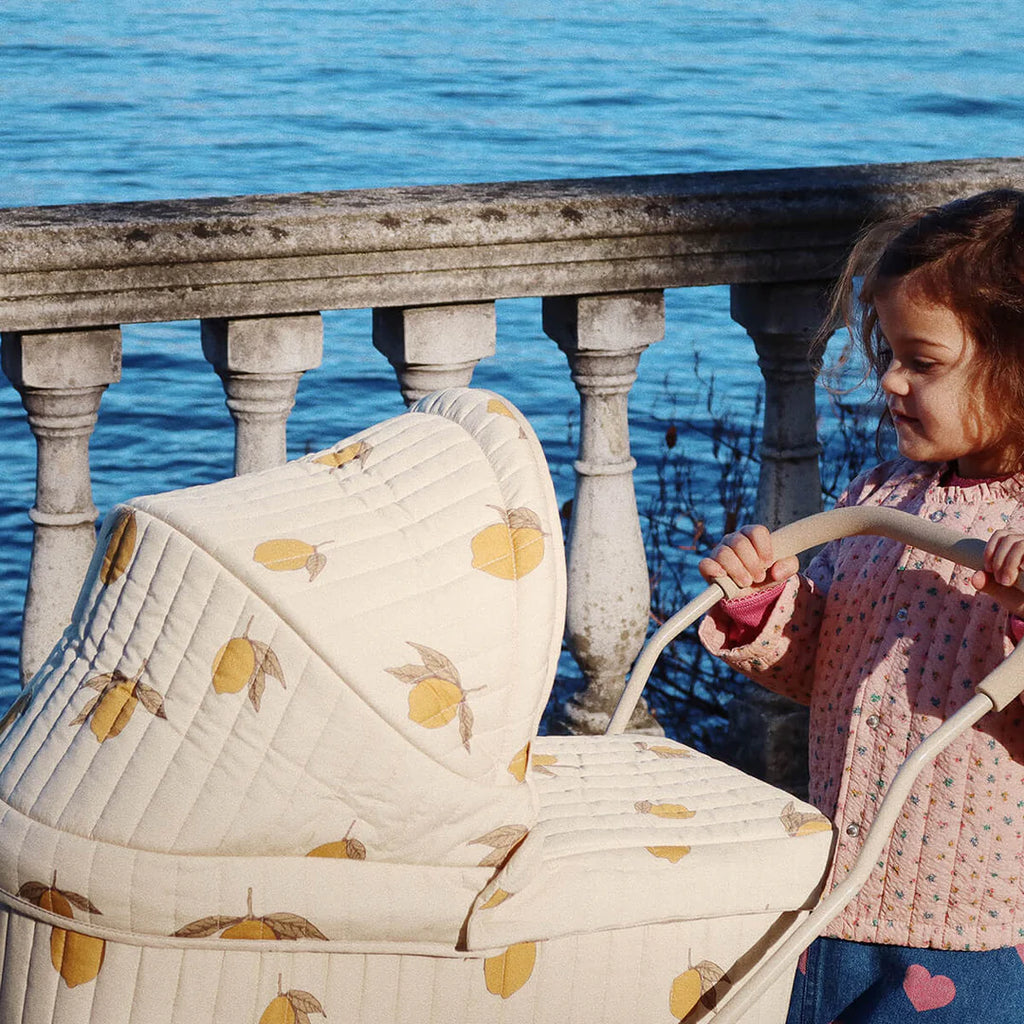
3, 157, 1023, 742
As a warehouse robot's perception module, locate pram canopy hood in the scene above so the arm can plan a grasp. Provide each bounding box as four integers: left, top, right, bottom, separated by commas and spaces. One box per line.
0, 389, 566, 950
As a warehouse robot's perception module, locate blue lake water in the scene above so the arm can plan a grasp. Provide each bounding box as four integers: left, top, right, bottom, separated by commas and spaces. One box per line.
1, 0, 1023, 710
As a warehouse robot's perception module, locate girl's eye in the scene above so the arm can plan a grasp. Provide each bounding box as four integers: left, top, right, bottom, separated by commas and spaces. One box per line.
909, 359, 936, 372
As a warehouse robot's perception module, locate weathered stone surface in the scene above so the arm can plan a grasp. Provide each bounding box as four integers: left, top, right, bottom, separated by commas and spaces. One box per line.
2, 328, 122, 683
545, 292, 664, 735
372, 302, 496, 404
201, 314, 323, 475
1, 159, 1021, 331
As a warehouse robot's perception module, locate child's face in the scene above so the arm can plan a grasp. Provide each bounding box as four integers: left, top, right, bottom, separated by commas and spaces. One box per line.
876, 281, 1012, 477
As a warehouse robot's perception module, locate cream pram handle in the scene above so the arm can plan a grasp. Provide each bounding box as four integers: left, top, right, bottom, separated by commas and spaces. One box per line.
608, 504, 1024, 735
606, 505, 1024, 1022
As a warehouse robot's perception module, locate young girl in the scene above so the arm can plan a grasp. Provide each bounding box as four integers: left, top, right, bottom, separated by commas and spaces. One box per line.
698, 189, 1024, 1024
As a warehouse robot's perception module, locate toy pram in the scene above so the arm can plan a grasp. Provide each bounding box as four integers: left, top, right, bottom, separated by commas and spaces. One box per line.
0, 388, 1018, 1024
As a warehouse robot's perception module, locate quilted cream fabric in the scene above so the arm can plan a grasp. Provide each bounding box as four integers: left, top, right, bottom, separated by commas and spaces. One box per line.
0, 388, 833, 1023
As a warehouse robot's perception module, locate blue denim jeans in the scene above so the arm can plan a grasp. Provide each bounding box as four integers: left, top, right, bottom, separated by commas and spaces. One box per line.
786, 936, 1024, 1023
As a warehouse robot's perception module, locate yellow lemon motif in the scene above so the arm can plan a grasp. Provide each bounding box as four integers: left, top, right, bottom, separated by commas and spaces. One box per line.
307, 821, 366, 859
479, 888, 511, 910
99, 509, 136, 585
635, 800, 696, 819
258, 984, 325, 1024
253, 539, 316, 572
471, 508, 544, 580
258, 995, 295, 1024
221, 917, 278, 940
313, 441, 370, 469
780, 800, 833, 837
306, 839, 364, 859
507, 744, 530, 782
487, 399, 516, 419
794, 820, 833, 836
39, 889, 105, 988
90, 681, 138, 743
408, 677, 463, 729
212, 636, 256, 694
646, 845, 691, 863
484, 941, 536, 998
174, 889, 327, 941
669, 967, 703, 1019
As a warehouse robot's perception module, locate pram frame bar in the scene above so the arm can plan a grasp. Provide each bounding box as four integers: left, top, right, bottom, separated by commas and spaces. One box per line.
607, 505, 1024, 1021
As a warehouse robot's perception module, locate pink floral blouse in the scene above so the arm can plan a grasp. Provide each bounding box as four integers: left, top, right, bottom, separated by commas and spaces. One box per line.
699, 458, 1024, 950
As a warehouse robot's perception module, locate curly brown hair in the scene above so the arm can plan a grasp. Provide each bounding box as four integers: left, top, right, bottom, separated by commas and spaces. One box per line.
822, 188, 1024, 461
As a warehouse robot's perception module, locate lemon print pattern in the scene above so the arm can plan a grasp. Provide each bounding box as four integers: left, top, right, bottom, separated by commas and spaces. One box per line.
306, 820, 366, 859
259, 975, 325, 1024
634, 740, 693, 758
780, 800, 833, 837
507, 743, 530, 782
471, 505, 545, 580
670, 959, 729, 1017
484, 941, 537, 998
70, 663, 166, 742
486, 398, 528, 437
253, 538, 327, 582
385, 642, 478, 752
99, 508, 136, 586
212, 616, 286, 712
173, 888, 328, 941
313, 440, 371, 471
478, 888, 512, 910
19, 880, 105, 988
469, 824, 528, 868
646, 846, 691, 863
0, 689, 30, 735
635, 800, 696, 819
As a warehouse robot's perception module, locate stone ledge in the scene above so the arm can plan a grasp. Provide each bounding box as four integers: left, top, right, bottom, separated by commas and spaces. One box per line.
1, 157, 1022, 331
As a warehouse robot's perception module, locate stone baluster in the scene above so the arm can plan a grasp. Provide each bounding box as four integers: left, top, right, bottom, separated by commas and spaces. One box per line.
543, 292, 664, 735
727, 281, 833, 795
372, 302, 496, 405
2, 327, 122, 684
201, 314, 324, 476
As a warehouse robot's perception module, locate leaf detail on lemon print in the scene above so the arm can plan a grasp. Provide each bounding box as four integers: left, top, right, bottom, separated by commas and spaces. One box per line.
313, 440, 372, 471
70, 663, 165, 742
173, 888, 327, 941
386, 641, 478, 752
212, 617, 286, 712
0, 689, 31, 735
19, 879, 105, 988
253, 539, 327, 582
259, 975, 326, 1024
469, 824, 528, 868
670, 959, 730, 1018
470, 505, 545, 580
99, 508, 137, 585
646, 845, 691, 863
635, 800, 696, 819
780, 800, 832, 837
530, 753, 559, 776
634, 741, 693, 759
307, 820, 367, 860
484, 941, 536, 998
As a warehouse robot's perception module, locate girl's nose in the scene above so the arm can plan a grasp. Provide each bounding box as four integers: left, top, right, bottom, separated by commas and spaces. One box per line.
880, 364, 908, 395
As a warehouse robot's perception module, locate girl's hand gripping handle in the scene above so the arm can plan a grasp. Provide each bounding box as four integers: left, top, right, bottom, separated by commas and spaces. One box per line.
608, 505, 1024, 736
698, 523, 799, 594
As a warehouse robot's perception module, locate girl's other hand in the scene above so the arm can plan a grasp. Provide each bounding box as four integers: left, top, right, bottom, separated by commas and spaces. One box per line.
971, 529, 1024, 617
698, 524, 799, 590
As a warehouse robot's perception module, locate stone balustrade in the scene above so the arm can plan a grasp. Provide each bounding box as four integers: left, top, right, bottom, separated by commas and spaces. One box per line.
3, 157, 1023, 759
